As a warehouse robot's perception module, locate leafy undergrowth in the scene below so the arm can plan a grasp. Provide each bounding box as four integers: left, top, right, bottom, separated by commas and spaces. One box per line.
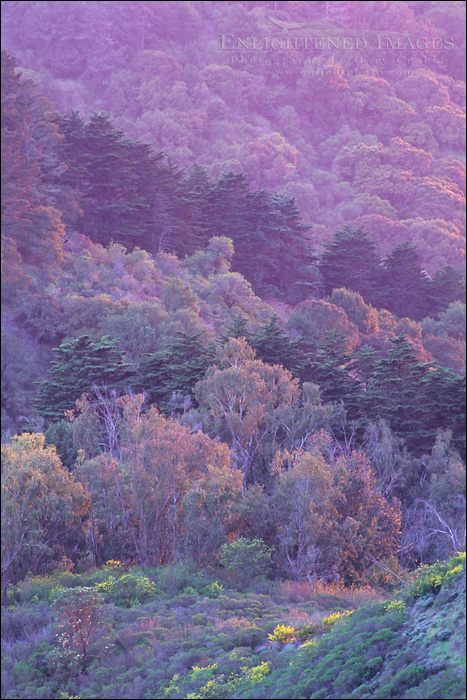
1, 556, 465, 700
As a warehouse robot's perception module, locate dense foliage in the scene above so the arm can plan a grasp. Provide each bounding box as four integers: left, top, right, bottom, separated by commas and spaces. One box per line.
1, 2, 465, 697
1, 554, 465, 699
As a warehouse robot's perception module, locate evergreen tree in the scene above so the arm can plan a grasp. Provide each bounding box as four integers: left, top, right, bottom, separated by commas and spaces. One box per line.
381, 242, 431, 320
55, 112, 88, 191
267, 193, 315, 303
318, 226, 384, 306
428, 265, 466, 317
134, 331, 215, 413
203, 173, 312, 302
306, 326, 359, 407
250, 315, 305, 378
181, 163, 214, 253
362, 335, 431, 454
1, 51, 65, 299
55, 112, 183, 252
151, 156, 195, 256
35, 335, 132, 423
422, 365, 466, 459
222, 314, 251, 341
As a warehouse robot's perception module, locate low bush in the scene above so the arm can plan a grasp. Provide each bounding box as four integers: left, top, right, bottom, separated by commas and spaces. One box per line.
95, 571, 157, 607
322, 609, 353, 631
268, 623, 295, 645
410, 553, 466, 599
296, 622, 320, 641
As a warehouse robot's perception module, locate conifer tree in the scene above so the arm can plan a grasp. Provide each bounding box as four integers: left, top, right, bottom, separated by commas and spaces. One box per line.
1, 51, 65, 298
250, 315, 305, 378
428, 265, 466, 317
318, 226, 384, 306
134, 331, 215, 413
35, 335, 132, 423
306, 326, 359, 407
381, 242, 431, 320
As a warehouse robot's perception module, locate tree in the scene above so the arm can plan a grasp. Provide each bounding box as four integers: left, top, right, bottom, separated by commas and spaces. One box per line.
56, 112, 182, 252
306, 325, 360, 410
318, 226, 384, 306
82, 394, 233, 567
264, 193, 315, 303
381, 242, 431, 320
134, 330, 215, 413
287, 299, 360, 355
428, 265, 466, 317
182, 465, 242, 568
219, 537, 273, 584
1, 433, 89, 605
44, 419, 77, 470
361, 334, 428, 452
327, 288, 380, 335
272, 441, 401, 584
183, 235, 234, 277
1, 51, 66, 301
195, 338, 300, 493
250, 315, 305, 379
35, 335, 133, 423
53, 587, 108, 671
272, 443, 344, 581
402, 431, 466, 565
361, 335, 465, 456
202, 173, 312, 302
336, 450, 401, 585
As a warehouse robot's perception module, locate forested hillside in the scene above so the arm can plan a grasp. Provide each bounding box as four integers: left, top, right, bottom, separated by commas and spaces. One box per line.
1, 2, 466, 699
1, 0, 466, 274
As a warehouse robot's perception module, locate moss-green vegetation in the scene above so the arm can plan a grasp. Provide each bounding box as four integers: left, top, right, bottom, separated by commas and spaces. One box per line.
1, 556, 465, 699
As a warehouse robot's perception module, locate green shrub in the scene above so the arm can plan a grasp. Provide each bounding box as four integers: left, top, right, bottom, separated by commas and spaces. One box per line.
220, 538, 273, 583
410, 554, 466, 599
156, 562, 205, 595
95, 572, 157, 607
392, 665, 428, 692
364, 655, 383, 679
182, 586, 198, 596
202, 581, 223, 598
296, 622, 320, 641
322, 609, 353, 631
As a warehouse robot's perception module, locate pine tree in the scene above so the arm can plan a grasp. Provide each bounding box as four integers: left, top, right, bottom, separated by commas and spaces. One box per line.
318, 226, 384, 305
267, 193, 315, 303
35, 335, 132, 423
203, 173, 312, 301
134, 331, 215, 413
306, 326, 359, 407
222, 314, 251, 341
381, 242, 431, 320
250, 315, 305, 378
1, 51, 65, 299
55, 112, 181, 252
428, 265, 466, 317
363, 335, 429, 454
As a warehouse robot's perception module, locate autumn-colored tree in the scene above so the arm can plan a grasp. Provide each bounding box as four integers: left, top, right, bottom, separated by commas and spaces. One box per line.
272, 440, 344, 581
272, 437, 401, 584
1, 433, 89, 605
336, 450, 402, 585
74, 394, 233, 567
195, 338, 300, 493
